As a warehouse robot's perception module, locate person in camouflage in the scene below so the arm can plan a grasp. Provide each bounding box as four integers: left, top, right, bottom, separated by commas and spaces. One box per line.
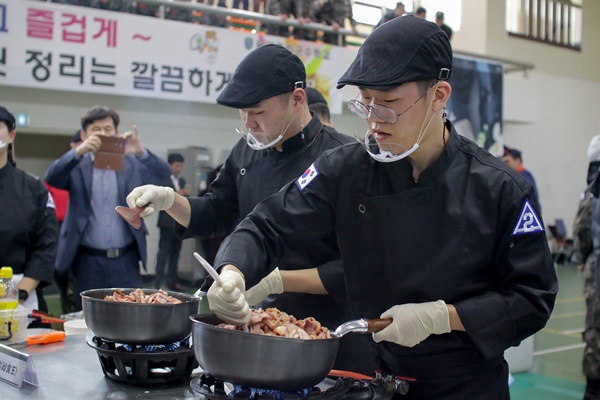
580, 134, 600, 400
266, 0, 317, 40
315, 0, 358, 45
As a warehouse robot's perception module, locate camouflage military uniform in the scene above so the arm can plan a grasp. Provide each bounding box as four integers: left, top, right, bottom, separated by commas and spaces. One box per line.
576, 191, 600, 379
266, 0, 317, 40
579, 188, 600, 399
315, 0, 356, 45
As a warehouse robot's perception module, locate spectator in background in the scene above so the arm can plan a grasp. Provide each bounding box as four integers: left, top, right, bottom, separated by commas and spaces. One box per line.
502, 146, 540, 206
581, 135, 600, 399
375, 1, 404, 29
47, 130, 82, 315
253, 0, 266, 13
415, 6, 426, 18
131, 1, 159, 17
305, 87, 332, 126
0, 106, 57, 322
435, 11, 453, 39
44, 131, 81, 227
316, 0, 358, 46
266, 0, 317, 40
45, 105, 171, 309
155, 153, 190, 291
195, 0, 228, 27
232, 0, 249, 11
95, 0, 129, 12
165, 0, 194, 23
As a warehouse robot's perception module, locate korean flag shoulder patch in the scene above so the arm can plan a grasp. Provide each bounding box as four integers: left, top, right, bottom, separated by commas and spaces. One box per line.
512, 198, 544, 236
296, 163, 319, 191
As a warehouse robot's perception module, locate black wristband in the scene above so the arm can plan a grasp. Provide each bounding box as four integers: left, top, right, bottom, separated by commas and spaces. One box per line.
18, 289, 29, 301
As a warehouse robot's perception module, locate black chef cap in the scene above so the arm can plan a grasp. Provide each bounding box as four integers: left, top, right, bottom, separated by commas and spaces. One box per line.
217, 44, 306, 109
337, 16, 452, 90
0, 106, 16, 131
305, 87, 328, 107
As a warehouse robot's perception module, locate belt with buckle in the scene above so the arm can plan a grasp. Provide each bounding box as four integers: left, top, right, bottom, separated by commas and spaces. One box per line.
78, 243, 136, 259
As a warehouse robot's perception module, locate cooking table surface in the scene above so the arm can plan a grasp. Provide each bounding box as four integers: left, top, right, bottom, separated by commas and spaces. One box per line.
0, 334, 204, 400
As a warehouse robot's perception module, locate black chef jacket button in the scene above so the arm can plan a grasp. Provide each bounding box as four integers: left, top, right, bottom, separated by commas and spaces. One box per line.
359, 204, 366, 213
240, 168, 246, 175
510, 242, 514, 248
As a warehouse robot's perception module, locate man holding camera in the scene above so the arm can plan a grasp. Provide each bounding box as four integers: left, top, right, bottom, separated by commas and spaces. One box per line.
45, 105, 170, 309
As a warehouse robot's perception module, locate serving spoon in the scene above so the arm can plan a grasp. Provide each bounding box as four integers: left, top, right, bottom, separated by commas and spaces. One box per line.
193, 252, 249, 331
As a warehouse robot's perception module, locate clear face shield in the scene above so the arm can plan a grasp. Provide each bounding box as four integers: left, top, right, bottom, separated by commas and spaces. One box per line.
0, 122, 12, 150
236, 82, 304, 151
237, 129, 285, 151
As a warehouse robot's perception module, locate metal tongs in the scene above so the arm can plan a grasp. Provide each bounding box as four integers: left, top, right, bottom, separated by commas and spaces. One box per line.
193, 252, 250, 332
29, 309, 66, 325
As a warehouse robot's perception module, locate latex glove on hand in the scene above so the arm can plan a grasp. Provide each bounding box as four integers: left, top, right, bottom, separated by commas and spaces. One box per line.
372, 300, 451, 347
245, 267, 284, 306
126, 185, 174, 218
207, 270, 251, 325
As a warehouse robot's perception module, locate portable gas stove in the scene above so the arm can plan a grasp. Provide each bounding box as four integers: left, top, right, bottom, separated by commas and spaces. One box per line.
87, 336, 198, 385
190, 371, 410, 399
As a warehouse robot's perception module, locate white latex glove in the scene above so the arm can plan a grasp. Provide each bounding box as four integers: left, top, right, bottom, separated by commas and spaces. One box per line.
372, 300, 451, 347
207, 270, 251, 325
245, 268, 284, 306
126, 185, 175, 217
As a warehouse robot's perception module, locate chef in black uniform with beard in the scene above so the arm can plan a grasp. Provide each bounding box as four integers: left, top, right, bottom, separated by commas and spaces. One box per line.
200, 17, 558, 399
0, 107, 57, 318
127, 44, 378, 374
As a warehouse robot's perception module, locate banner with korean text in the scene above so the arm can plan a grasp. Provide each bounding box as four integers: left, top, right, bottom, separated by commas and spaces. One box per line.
0, 1, 345, 113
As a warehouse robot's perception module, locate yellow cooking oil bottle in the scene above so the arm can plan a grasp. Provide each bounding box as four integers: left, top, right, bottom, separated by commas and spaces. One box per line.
0, 266, 18, 310
0, 266, 20, 341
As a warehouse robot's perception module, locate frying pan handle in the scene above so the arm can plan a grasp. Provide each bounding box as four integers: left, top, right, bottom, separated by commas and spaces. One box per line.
365, 318, 392, 333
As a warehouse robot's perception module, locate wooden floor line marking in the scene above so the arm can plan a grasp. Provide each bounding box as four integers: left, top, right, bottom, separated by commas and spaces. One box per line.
533, 343, 585, 356
562, 328, 584, 335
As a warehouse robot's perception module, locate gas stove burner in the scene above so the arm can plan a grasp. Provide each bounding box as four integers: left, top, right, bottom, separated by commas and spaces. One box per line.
190, 373, 408, 400
190, 374, 352, 400
92, 335, 190, 353
87, 336, 198, 386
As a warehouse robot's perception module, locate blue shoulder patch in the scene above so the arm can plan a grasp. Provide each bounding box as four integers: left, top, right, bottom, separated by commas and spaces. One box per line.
512, 199, 544, 236
46, 192, 56, 209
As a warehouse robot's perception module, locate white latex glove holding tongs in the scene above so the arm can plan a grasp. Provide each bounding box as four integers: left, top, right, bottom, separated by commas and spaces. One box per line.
372, 300, 451, 347
207, 269, 251, 326
126, 185, 175, 218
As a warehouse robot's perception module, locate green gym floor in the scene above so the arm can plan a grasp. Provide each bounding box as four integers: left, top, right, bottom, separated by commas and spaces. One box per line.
509, 265, 586, 399
44, 266, 587, 399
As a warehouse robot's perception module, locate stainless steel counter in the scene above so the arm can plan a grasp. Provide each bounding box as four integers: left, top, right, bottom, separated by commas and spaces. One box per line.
0, 335, 203, 400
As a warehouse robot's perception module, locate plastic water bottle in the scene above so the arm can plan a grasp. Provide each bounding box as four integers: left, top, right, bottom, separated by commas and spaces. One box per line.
0, 266, 19, 310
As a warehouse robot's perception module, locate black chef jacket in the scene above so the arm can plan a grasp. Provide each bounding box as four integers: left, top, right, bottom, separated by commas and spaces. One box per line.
182, 114, 355, 325
0, 163, 58, 300
184, 114, 379, 374
213, 121, 558, 393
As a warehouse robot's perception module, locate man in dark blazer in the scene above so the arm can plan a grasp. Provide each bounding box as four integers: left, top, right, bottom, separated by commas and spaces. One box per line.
45, 105, 170, 308
155, 153, 189, 290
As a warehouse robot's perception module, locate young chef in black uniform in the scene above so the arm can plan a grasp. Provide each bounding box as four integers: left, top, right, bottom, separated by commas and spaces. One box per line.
200, 17, 558, 399
0, 107, 58, 317
127, 44, 377, 374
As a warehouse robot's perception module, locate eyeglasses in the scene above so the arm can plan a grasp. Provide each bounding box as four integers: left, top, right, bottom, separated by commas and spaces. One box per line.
346, 88, 430, 124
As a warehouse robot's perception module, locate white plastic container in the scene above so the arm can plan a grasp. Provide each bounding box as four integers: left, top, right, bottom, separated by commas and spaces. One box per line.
63, 319, 89, 336
0, 306, 29, 345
